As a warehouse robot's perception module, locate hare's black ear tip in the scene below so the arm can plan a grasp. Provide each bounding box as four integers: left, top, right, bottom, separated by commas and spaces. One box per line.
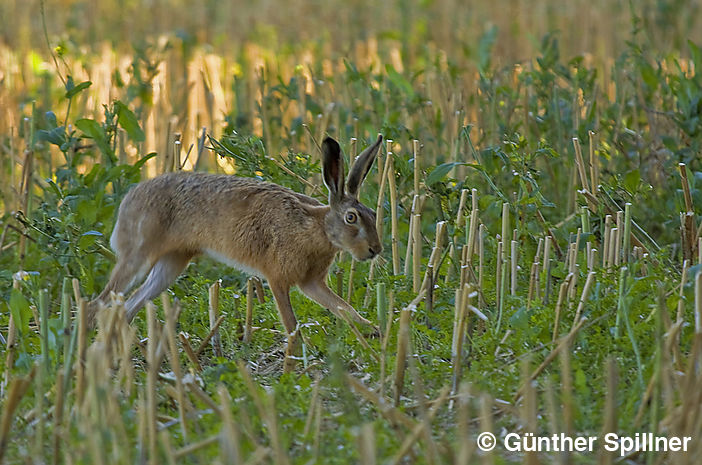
376, 134, 383, 143
322, 137, 340, 151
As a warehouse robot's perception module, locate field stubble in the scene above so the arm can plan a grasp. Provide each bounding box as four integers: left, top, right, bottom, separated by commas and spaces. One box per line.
1, 0, 702, 463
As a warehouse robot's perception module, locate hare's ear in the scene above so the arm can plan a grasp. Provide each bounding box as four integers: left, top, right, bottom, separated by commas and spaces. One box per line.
347, 134, 382, 198
322, 137, 345, 205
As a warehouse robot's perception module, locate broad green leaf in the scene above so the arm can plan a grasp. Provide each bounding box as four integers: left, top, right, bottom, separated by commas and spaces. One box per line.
639, 62, 658, 90
45, 111, 58, 128
509, 306, 529, 329
385, 65, 414, 97
134, 152, 157, 170
76, 118, 104, 141
65, 80, 92, 99
37, 127, 67, 147
623, 169, 640, 193
76, 118, 113, 157
688, 40, 702, 72
114, 100, 145, 142
426, 162, 459, 185
76, 199, 98, 224
79, 230, 103, 248
478, 25, 498, 72
9, 288, 31, 334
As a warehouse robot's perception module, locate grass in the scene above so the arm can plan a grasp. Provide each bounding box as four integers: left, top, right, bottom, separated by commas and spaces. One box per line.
1, 0, 702, 463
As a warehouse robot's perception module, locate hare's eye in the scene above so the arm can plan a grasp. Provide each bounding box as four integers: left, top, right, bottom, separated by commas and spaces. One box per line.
345, 211, 358, 224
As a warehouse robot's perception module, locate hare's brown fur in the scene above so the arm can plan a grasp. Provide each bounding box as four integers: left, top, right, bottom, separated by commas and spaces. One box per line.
92, 135, 383, 334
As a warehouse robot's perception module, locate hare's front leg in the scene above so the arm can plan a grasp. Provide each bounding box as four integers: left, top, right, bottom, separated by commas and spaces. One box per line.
269, 283, 298, 334
299, 280, 375, 328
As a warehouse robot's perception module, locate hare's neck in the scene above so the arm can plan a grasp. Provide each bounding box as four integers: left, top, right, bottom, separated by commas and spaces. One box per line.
309, 204, 338, 249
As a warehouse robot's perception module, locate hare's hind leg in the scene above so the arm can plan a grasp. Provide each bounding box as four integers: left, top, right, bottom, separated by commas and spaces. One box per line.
299, 280, 376, 329
96, 216, 156, 304
87, 251, 152, 327
125, 250, 195, 322
97, 254, 151, 303
92, 248, 152, 322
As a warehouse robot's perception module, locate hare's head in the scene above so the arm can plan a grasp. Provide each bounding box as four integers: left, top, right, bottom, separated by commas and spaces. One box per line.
322, 135, 383, 261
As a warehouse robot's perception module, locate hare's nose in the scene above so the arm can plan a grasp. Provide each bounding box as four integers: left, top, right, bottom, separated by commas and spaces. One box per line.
369, 245, 382, 257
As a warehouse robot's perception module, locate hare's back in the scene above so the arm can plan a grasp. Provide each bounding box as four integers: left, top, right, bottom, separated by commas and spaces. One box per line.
117, 171, 323, 249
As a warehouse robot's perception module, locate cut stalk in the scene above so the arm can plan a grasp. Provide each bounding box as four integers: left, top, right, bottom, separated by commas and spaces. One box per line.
561, 338, 574, 440
209, 280, 223, 357
195, 315, 226, 356
573, 271, 596, 323
696, 272, 702, 334
679, 163, 697, 261
39, 289, 50, 375
335, 268, 343, 297
527, 262, 538, 306
455, 189, 469, 240
0, 367, 36, 462
52, 371, 64, 465
165, 300, 188, 442
466, 208, 478, 265
379, 291, 394, 399
375, 141, 392, 244
572, 137, 590, 192
615, 210, 623, 265
146, 302, 159, 462
405, 195, 421, 276
451, 284, 473, 399
412, 212, 422, 292
17, 148, 34, 268
76, 298, 87, 406
358, 423, 376, 465
553, 273, 573, 342
603, 214, 612, 268
347, 259, 357, 302
387, 151, 400, 275
178, 333, 203, 372
543, 235, 552, 304
495, 238, 503, 309
376, 282, 387, 337
573, 227, 582, 272
445, 242, 456, 284
589, 130, 598, 193
608, 227, 618, 269
394, 292, 425, 406
600, 358, 618, 465
413, 139, 420, 197
3, 278, 19, 395
244, 278, 254, 343
478, 223, 485, 304
580, 205, 590, 234
510, 240, 518, 296
623, 203, 632, 263
501, 203, 509, 266
614, 267, 628, 339
60, 277, 71, 359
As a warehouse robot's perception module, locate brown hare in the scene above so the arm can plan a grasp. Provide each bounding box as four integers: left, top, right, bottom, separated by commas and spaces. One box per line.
91, 135, 383, 334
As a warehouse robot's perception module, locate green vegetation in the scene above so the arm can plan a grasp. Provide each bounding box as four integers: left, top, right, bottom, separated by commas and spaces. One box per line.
1, 0, 702, 463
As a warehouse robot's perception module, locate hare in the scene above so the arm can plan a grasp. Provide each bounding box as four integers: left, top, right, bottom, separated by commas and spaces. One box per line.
90, 135, 383, 334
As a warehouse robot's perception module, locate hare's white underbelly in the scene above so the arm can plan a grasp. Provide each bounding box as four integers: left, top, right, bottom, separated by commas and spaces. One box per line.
204, 248, 264, 278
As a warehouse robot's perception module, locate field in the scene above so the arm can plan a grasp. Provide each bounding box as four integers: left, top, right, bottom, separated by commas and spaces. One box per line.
1, 0, 702, 463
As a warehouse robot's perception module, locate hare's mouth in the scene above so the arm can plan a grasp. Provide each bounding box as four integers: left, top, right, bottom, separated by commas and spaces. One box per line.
357, 246, 381, 261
